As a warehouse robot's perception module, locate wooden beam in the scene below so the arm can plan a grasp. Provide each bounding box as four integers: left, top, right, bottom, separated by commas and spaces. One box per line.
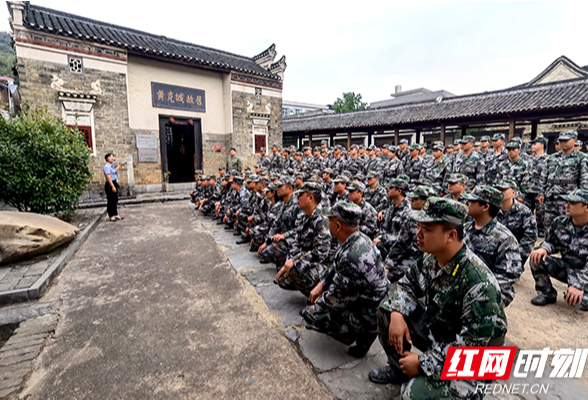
347, 132, 352, 149
508, 118, 515, 141
394, 128, 399, 146
440, 124, 446, 143
531, 120, 538, 140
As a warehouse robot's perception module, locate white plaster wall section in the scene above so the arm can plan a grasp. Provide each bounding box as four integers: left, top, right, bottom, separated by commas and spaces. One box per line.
230, 82, 282, 98
126, 55, 229, 134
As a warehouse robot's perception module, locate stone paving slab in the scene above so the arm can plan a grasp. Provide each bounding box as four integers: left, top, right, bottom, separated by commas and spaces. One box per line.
229, 252, 269, 273
255, 284, 307, 328
244, 267, 277, 287
210, 229, 248, 249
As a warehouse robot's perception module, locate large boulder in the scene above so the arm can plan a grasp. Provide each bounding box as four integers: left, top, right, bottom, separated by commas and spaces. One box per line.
0, 211, 80, 265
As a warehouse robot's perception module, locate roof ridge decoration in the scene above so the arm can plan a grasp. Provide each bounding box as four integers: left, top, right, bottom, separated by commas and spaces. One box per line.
253, 44, 277, 69
8, 2, 283, 81
525, 55, 588, 87
269, 56, 287, 80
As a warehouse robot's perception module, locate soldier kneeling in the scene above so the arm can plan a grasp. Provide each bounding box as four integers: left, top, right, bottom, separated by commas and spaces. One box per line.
302, 201, 390, 359
369, 198, 507, 400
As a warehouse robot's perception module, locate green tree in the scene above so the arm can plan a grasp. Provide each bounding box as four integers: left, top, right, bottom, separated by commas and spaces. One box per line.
0, 32, 16, 81
0, 105, 92, 216
330, 92, 369, 113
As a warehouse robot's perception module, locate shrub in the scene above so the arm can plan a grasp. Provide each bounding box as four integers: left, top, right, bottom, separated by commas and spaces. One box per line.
0, 105, 92, 216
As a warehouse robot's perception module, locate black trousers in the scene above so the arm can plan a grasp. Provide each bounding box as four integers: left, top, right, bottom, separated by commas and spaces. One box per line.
105, 181, 120, 217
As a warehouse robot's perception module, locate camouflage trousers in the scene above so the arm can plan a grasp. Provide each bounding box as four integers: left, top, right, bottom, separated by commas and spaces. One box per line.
544, 197, 566, 232
200, 201, 215, 215
250, 225, 269, 247
259, 243, 276, 263
377, 307, 484, 400
530, 256, 588, 306
277, 262, 328, 297
384, 256, 416, 283
524, 193, 546, 235
303, 302, 379, 346
237, 212, 251, 234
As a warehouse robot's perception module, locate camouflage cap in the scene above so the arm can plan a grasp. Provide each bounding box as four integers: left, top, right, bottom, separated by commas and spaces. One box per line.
382, 144, 390, 150
258, 177, 270, 185
321, 139, 328, 144
576, 140, 584, 146
386, 178, 409, 191
276, 175, 294, 186
233, 176, 245, 185
197, 176, 206, 181
321, 148, 327, 153
495, 179, 518, 191
512, 137, 523, 143
432, 143, 445, 151
207, 174, 216, 180
462, 135, 476, 143
350, 144, 359, 150
465, 185, 504, 208
295, 173, 305, 180
409, 185, 437, 200
270, 174, 280, 181
409, 197, 468, 226
195, 169, 203, 174
335, 145, 344, 151
389, 145, 399, 152
302, 146, 311, 152
446, 144, 454, 149
366, 171, 378, 179
333, 175, 349, 184
341, 170, 352, 178
347, 181, 366, 192
259, 147, 266, 152
271, 144, 279, 149
531, 136, 548, 146
416, 177, 433, 186
474, 141, 481, 146
367, 145, 376, 151
560, 189, 588, 204
397, 174, 410, 183
505, 141, 520, 149
249, 174, 259, 182
295, 151, 303, 156
323, 168, 334, 175
559, 130, 578, 140
263, 182, 278, 193
454, 140, 462, 145
294, 182, 324, 197
322, 201, 362, 227
492, 133, 505, 141
308, 176, 324, 184
358, 144, 366, 149
480, 136, 491, 142
408, 144, 419, 151
399, 139, 408, 144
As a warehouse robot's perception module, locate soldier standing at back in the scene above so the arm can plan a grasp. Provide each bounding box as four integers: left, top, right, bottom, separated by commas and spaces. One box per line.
257, 147, 271, 170
226, 147, 243, 173
366, 145, 385, 176
452, 135, 485, 191
420, 142, 449, 194
486, 133, 508, 185
368, 197, 507, 400
501, 140, 528, 202
383, 146, 404, 185
540, 130, 588, 231
303, 201, 389, 358
347, 182, 378, 239
397, 139, 410, 167
523, 136, 549, 237
529, 189, 588, 310
404, 144, 425, 188
495, 179, 538, 265
478, 136, 492, 164
364, 172, 388, 213
464, 185, 523, 306
269, 144, 284, 174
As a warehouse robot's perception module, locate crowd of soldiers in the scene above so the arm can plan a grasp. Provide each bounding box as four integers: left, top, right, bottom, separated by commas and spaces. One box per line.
190, 131, 588, 399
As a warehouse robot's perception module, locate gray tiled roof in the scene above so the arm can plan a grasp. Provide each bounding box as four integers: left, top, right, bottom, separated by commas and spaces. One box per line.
284, 77, 588, 133
22, 4, 281, 80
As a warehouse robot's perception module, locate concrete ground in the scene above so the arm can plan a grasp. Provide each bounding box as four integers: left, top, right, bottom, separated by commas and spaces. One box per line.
16, 202, 332, 399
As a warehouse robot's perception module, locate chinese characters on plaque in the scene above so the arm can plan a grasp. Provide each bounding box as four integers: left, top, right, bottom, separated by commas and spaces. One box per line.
151, 82, 206, 113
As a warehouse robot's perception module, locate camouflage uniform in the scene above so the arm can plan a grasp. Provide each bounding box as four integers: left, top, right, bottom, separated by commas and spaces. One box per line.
486, 148, 508, 186
383, 158, 405, 185
452, 150, 485, 191
250, 196, 280, 247
464, 186, 523, 306
373, 197, 507, 399
346, 155, 366, 176
543, 135, 588, 230
351, 191, 378, 240
330, 156, 346, 176
496, 197, 537, 265
303, 203, 389, 346
500, 148, 528, 195
523, 150, 548, 236
530, 189, 588, 307
256, 153, 271, 170
404, 155, 425, 188
420, 156, 450, 193
269, 151, 285, 173
226, 155, 243, 174
366, 156, 385, 176
363, 183, 388, 213
276, 186, 331, 296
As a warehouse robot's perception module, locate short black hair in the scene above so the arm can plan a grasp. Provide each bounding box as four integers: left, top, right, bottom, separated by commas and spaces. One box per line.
440, 222, 464, 241
104, 153, 112, 161
230, 147, 236, 152
478, 201, 500, 218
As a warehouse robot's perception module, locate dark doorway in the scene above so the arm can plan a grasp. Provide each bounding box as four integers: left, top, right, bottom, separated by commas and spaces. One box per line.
159, 116, 202, 184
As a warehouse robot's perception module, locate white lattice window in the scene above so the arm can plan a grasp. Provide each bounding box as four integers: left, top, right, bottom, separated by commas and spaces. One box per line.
61, 99, 96, 154
68, 56, 84, 75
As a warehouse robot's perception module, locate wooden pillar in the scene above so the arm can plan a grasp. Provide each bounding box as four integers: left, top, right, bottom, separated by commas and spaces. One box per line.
531, 120, 538, 140
297, 135, 302, 149
329, 133, 335, 147
347, 132, 352, 149
440, 124, 446, 144
508, 118, 515, 141
368, 131, 373, 146
460, 125, 468, 138
416, 128, 422, 144
394, 128, 399, 146
308, 134, 313, 148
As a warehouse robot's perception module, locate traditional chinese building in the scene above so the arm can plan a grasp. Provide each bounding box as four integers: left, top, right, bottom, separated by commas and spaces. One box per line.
7, 1, 286, 198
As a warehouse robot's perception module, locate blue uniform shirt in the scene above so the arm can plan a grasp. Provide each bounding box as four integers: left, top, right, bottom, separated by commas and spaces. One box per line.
103, 163, 117, 182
